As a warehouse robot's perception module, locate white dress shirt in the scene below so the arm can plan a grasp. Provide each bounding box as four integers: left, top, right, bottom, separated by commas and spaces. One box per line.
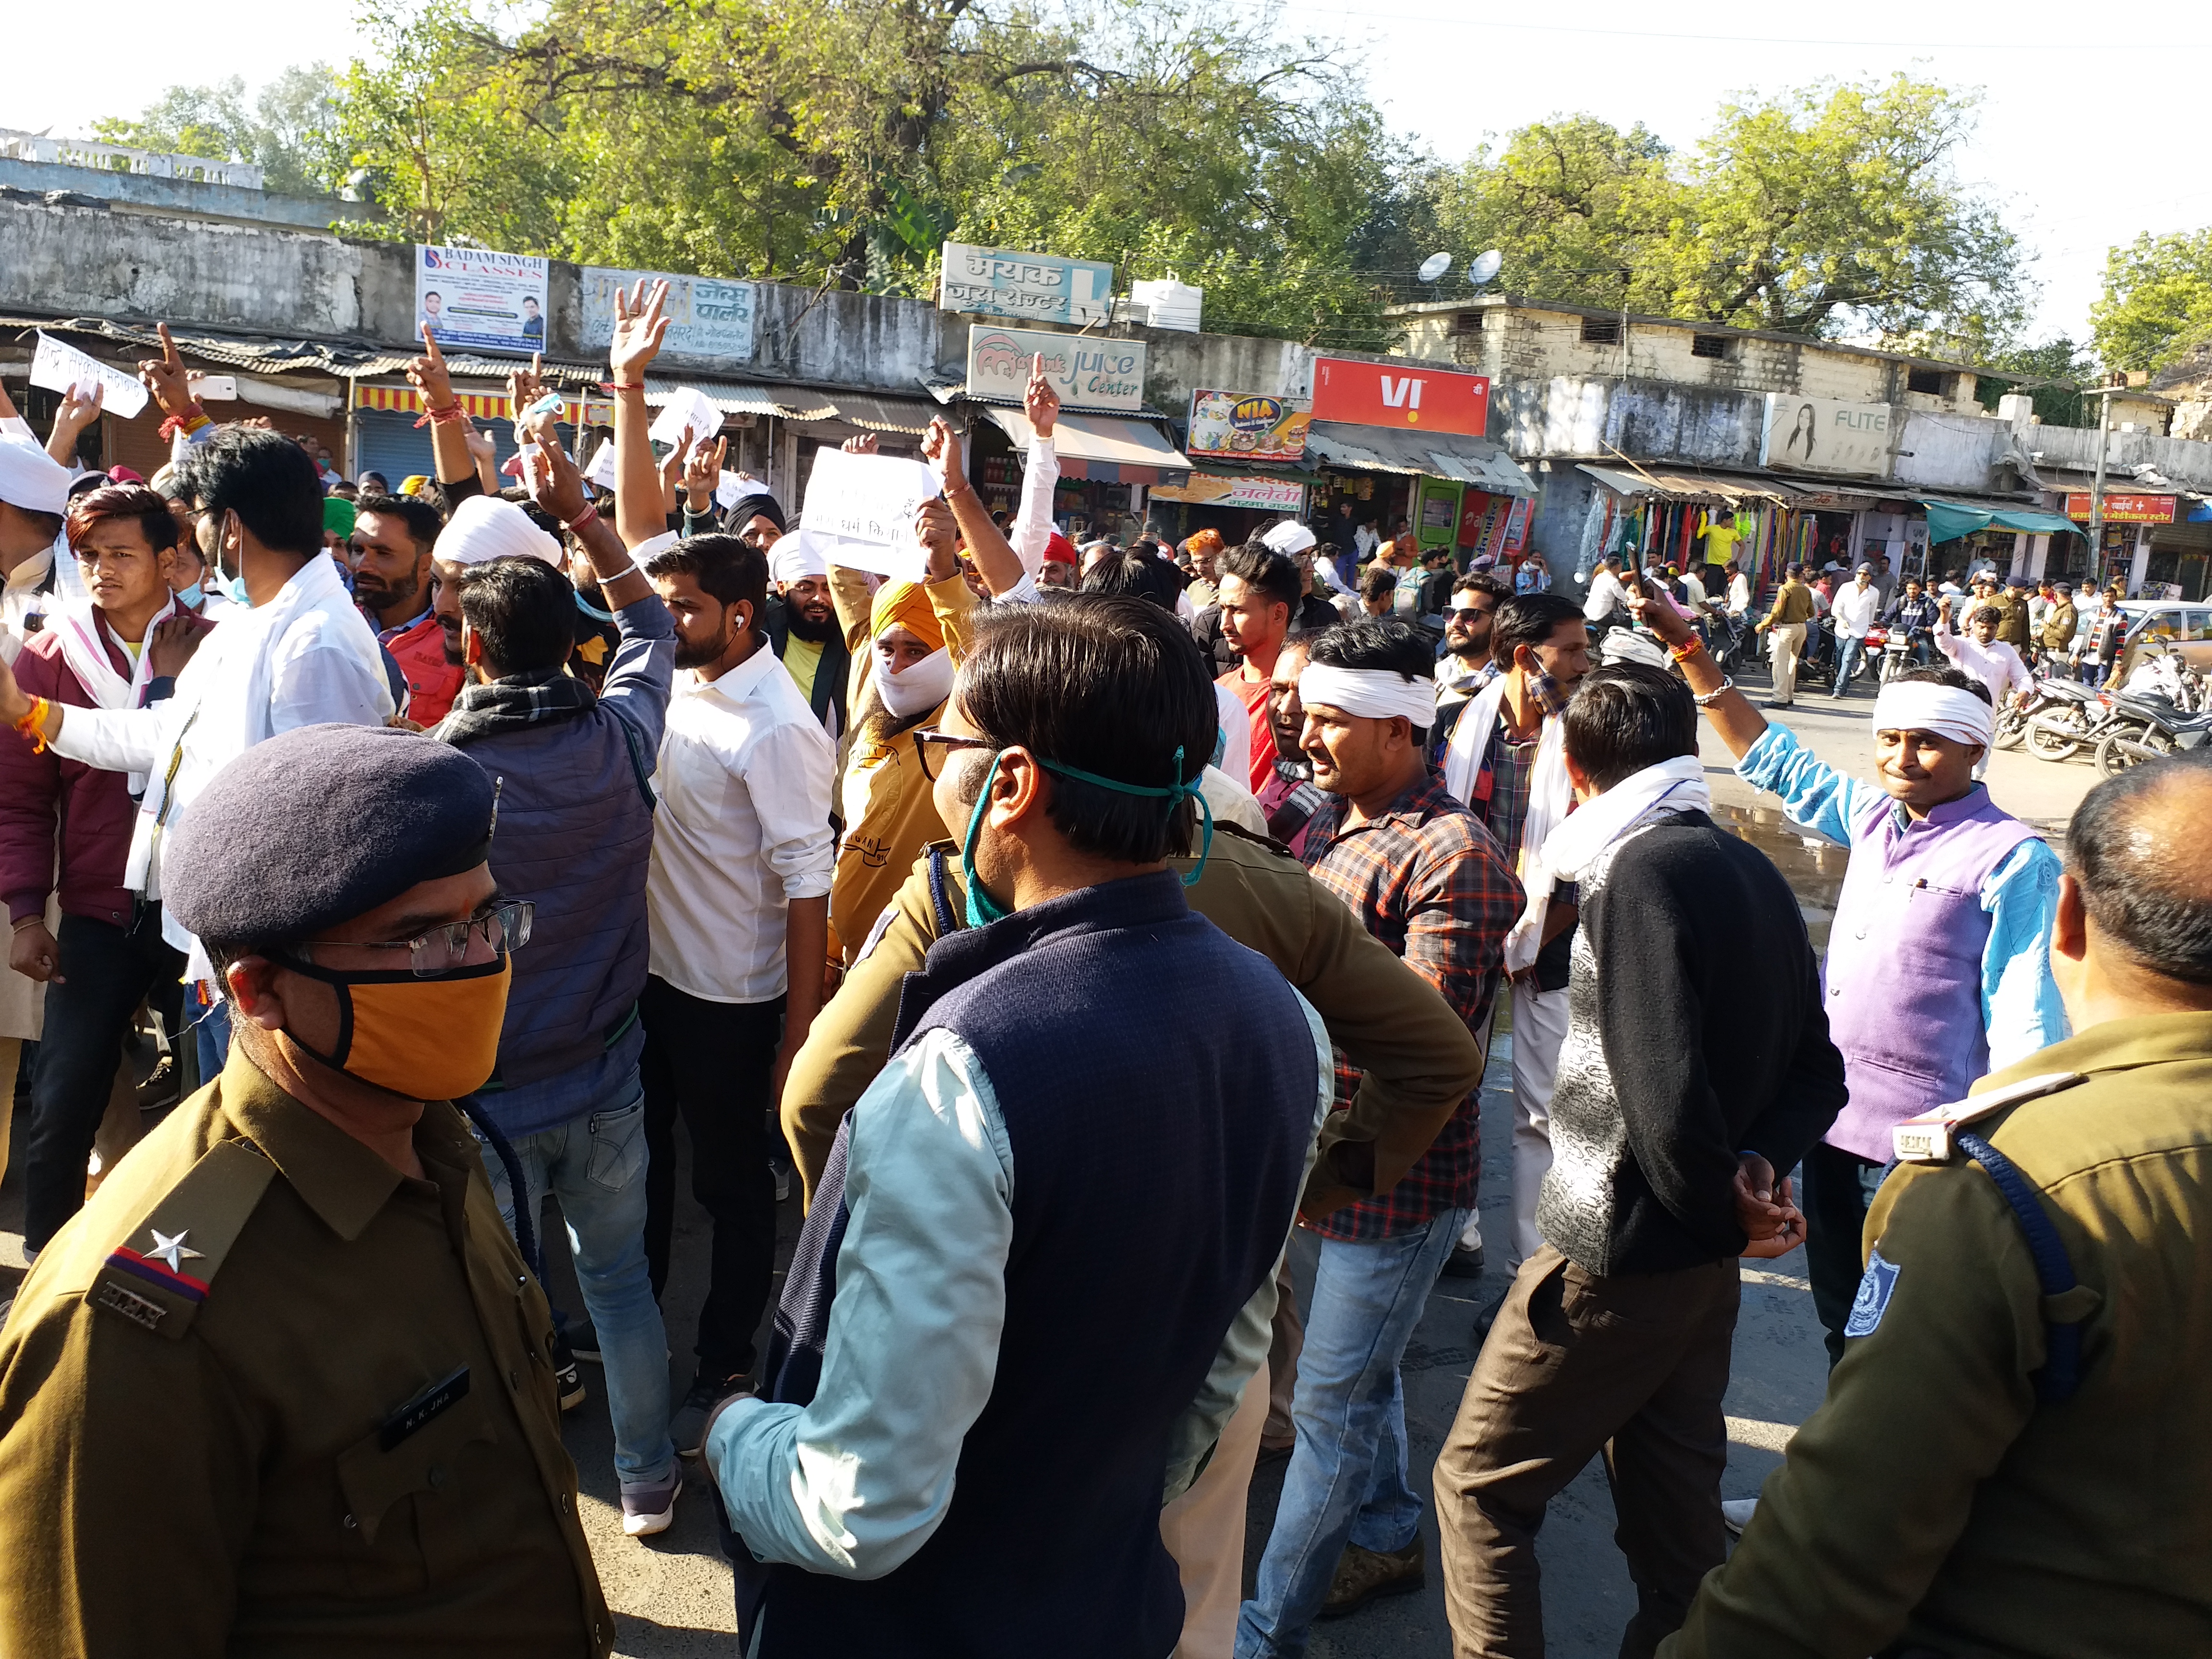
647, 642, 837, 1003
47, 553, 394, 970
1831, 579, 1882, 639
1582, 567, 1628, 622
1934, 619, 2033, 704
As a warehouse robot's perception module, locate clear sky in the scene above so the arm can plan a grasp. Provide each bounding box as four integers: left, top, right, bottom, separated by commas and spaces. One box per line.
9, 0, 2210, 349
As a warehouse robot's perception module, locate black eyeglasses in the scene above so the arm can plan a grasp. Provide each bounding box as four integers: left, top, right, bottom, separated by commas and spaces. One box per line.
912, 727, 997, 782
295, 900, 535, 977
1447, 606, 1495, 625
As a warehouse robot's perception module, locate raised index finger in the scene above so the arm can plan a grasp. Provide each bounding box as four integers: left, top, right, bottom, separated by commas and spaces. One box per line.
158, 322, 183, 371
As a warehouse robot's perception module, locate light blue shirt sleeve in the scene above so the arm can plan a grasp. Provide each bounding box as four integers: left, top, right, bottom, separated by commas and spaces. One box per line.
1732, 721, 1874, 849
1160, 987, 1336, 1502
706, 1027, 1014, 1579
1980, 837, 2069, 1069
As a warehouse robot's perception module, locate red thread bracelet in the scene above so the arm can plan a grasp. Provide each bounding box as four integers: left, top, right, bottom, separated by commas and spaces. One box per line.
565, 502, 601, 533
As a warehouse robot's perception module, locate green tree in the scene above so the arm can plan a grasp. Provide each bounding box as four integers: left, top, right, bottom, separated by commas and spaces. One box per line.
2090, 228, 2212, 373
1974, 337, 2093, 428
92, 66, 346, 196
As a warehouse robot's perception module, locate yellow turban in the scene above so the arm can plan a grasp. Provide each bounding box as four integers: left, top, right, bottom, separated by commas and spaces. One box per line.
869, 580, 945, 652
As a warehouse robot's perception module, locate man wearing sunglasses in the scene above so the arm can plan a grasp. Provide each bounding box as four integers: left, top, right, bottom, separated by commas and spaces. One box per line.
0, 721, 617, 1657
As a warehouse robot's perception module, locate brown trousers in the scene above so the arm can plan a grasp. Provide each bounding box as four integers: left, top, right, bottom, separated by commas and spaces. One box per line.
1434, 1245, 1741, 1659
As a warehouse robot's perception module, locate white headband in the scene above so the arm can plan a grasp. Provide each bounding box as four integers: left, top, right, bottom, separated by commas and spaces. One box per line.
1298, 663, 1438, 727
1871, 682, 1995, 750
436, 494, 563, 568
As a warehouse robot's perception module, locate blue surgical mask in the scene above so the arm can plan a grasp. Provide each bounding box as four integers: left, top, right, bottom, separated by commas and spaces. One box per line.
958, 744, 1215, 931
221, 572, 253, 607
176, 581, 204, 609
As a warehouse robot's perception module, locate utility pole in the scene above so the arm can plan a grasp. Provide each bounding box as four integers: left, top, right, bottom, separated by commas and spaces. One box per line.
2087, 382, 2118, 589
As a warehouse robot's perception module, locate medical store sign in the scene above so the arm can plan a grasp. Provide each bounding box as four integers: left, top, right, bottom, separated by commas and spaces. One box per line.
1186, 390, 1311, 462
2063, 493, 2176, 524
966, 325, 1145, 412
1759, 393, 1894, 478
1310, 357, 1490, 439
940, 243, 1113, 327
414, 244, 548, 357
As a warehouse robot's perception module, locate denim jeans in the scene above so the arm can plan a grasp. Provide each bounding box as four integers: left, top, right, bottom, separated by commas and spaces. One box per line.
191, 997, 232, 1088
1830, 635, 1867, 695
1235, 1205, 1473, 1658
475, 1072, 676, 1487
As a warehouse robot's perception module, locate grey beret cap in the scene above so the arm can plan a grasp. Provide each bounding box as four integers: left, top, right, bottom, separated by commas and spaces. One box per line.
166, 723, 496, 949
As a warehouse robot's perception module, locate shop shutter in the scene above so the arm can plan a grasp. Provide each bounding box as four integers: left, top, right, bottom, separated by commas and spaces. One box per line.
354, 409, 438, 488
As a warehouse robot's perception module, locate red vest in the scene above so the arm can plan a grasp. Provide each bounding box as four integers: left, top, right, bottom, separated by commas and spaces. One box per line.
380, 608, 464, 726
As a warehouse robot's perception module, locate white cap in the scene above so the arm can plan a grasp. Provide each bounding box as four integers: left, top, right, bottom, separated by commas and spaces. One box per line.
0, 435, 73, 516
768, 531, 829, 587
1262, 519, 1317, 556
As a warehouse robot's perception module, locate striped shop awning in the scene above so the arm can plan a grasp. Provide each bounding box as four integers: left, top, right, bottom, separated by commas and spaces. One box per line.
353, 384, 613, 425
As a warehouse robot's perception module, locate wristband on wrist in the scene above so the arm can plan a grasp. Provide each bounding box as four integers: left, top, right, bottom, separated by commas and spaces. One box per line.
12, 915, 45, 934
12, 696, 53, 754
601, 380, 647, 393
415, 402, 467, 429
564, 502, 601, 533
1669, 638, 1706, 663
1693, 675, 1736, 708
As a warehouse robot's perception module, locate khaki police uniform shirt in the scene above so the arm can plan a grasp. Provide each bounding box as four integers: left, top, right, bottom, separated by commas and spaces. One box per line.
782, 827, 1488, 1222
1660, 1011, 2212, 1659
0, 1049, 614, 1659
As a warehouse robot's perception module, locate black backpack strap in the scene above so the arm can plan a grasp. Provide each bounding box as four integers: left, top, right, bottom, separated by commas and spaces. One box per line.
926, 844, 962, 938
1953, 1130, 2085, 1404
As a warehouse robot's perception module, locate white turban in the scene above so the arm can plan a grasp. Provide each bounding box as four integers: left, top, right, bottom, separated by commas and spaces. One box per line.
769, 531, 829, 587
630, 529, 680, 568
436, 494, 562, 567
1298, 663, 1438, 726
0, 435, 72, 516
1262, 519, 1317, 556
1870, 682, 1996, 750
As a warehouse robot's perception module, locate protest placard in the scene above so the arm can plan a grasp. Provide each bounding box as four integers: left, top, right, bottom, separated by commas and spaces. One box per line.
796, 445, 938, 580
30, 332, 149, 420
649, 388, 723, 452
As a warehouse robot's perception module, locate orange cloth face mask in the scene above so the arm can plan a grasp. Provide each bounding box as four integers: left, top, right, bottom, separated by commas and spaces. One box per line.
283, 955, 512, 1101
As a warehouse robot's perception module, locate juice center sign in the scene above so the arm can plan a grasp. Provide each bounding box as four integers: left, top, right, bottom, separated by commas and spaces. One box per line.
966, 325, 1145, 412
1310, 357, 1491, 438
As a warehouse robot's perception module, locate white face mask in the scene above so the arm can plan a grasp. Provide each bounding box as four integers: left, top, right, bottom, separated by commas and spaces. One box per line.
877, 645, 953, 718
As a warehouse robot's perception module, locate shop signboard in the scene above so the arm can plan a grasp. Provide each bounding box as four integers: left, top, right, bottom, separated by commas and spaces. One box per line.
1185, 390, 1310, 462
1310, 356, 1490, 438
580, 267, 758, 361
965, 324, 1145, 411
2063, 493, 2176, 524
415, 244, 549, 356
1150, 473, 1307, 512
1758, 393, 1893, 477
939, 243, 1113, 326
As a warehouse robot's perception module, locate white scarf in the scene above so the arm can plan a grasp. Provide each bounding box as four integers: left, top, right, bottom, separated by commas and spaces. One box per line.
54, 594, 177, 791
1444, 671, 1576, 972
878, 646, 953, 718
1511, 755, 1711, 966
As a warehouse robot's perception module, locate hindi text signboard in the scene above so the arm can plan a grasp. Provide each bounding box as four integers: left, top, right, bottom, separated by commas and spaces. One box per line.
966, 325, 1145, 412
30, 332, 149, 420
580, 267, 758, 361
2064, 493, 2176, 524
939, 243, 1113, 326
1149, 474, 1307, 512
795, 445, 939, 580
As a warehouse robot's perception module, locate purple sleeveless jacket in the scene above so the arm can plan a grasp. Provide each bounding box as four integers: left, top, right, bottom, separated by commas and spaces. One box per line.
1820, 786, 2039, 1161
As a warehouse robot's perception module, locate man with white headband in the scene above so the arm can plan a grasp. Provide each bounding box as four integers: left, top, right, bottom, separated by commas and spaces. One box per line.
764, 531, 848, 737
1238, 617, 1521, 1650
1630, 582, 2064, 1413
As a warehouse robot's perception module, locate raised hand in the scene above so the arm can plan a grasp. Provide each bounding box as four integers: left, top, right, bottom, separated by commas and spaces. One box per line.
406, 325, 456, 409
461, 419, 496, 467
507, 352, 549, 416
921, 416, 965, 493
610, 278, 671, 383
136, 323, 195, 422
1628, 575, 1695, 649
660, 426, 696, 507
841, 432, 880, 457
47, 380, 104, 465
683, 433, 727, 513
914, 497, 959, 581
522, 425, 590, 526
1023, 352, 1059, 438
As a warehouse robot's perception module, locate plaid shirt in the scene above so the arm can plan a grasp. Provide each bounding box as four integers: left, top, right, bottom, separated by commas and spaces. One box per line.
1300, 769, 1523, 1241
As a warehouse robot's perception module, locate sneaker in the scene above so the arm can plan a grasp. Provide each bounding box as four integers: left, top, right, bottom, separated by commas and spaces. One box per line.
561, 1318, 603, 1363
771, 1161, 793, 1204
1722, 1497, 1758, 1536
673, 1370, 751, 1458
1442, 1239, 1486, 1278
620, 1470, 682, 1538
1319, 1538, 1424, 1619
551, 1332, 587, 1413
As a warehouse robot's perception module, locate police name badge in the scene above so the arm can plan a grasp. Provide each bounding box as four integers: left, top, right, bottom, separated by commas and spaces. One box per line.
1891, 1071, 2082, 1163
1844, 1249, 1901, 1338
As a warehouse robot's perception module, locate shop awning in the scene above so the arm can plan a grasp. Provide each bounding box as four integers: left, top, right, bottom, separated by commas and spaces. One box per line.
1916, 497, 2080, 544
1306, 422, 1536, 496
824, 393, 942, 435
1577, 463, 1804, 503
985, 406, 1191, 484
642, 377, 791, 418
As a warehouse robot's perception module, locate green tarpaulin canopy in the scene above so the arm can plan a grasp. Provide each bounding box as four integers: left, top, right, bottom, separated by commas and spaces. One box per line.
1921, 499, 2080, 544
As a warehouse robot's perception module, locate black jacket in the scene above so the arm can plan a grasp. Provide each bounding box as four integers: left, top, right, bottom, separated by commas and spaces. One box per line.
767, 599, 851, 735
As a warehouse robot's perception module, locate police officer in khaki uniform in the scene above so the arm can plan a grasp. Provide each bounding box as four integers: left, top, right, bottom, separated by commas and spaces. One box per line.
0, 723, 615, 1657
1659, 753, 2212, 1659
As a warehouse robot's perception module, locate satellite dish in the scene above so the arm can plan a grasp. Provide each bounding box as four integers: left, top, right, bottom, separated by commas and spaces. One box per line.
1468, 249, 1503, 286
1417, 252, 1453, 284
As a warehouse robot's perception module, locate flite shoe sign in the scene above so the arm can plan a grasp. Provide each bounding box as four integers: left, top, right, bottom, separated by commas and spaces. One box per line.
1310, 357, 1491, 438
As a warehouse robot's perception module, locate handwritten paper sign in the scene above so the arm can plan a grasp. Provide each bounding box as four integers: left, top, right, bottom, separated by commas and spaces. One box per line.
30, 332, 149, 420
796, 445, 938, 580
649, 387, 724, 451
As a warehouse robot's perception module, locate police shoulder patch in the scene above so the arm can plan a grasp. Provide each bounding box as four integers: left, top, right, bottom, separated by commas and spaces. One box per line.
1844, 1248, 1901, 1339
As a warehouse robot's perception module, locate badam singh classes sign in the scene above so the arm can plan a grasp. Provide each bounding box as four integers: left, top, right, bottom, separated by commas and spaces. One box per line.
966, 325, 1145, 412
415, 244, 549, 356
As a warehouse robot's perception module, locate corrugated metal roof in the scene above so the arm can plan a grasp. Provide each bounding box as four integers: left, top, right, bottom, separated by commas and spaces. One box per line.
1306, 422, 1536, 497
1577, 462, 1809, 503
642, 377, 786, 416
825, 393, 942, 434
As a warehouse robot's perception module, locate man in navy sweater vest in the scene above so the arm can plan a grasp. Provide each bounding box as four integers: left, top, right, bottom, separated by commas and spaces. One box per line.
702, 595, 1333, 1658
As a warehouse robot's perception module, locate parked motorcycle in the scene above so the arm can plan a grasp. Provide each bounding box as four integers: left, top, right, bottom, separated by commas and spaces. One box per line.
2018, 679, 2104, 760
1879, 625, 1917, 685
2094, 700, 2212, 774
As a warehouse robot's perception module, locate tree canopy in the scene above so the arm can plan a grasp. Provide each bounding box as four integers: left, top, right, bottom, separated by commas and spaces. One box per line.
91, 66, 347, 198
2091, 228, 2212, 375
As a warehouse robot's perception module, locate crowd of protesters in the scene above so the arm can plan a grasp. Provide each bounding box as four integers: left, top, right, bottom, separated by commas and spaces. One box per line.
0, 279, 2205, 1659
